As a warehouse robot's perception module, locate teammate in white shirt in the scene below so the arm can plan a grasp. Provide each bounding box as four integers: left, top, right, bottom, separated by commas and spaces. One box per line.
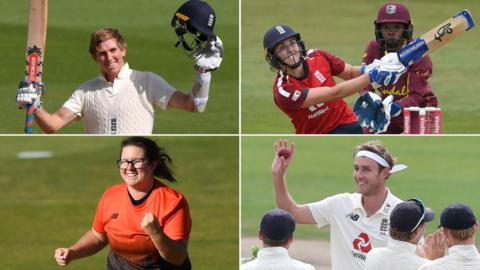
420, 203, 480, 270
271, 139, 408, 270
365, 198, 445, 270
16, 2, 223, 134
241, 208, 315, 270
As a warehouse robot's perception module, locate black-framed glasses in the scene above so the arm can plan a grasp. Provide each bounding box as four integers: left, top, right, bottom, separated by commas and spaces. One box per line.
409, 198, 426, 232
116, 158, 146, 169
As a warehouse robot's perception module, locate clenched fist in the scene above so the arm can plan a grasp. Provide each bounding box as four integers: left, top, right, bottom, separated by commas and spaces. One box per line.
141, 212, 163, 236
54, 248, 73, 266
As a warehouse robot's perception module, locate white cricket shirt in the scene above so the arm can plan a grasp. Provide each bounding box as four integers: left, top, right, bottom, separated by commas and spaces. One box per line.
240, 247, 315, 270
419, 245, 480, 270
307, 189, 402, 270
364, 238, 430, 270
63, 63, 176, 134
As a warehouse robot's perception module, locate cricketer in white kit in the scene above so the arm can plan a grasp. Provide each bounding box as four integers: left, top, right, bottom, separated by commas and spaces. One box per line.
271, 139, 407, 270
364, 199, 441, 270
63, 63, 176, 134
16, 1, 223, 134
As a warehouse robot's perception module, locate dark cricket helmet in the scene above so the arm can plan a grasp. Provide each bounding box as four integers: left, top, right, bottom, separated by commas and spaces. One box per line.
374, 2, 413, 50
263, 24, 306, 69
171, 0, 217, 56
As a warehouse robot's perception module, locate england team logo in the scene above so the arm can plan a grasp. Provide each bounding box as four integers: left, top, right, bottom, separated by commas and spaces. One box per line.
386, 4, 397, 14
275, 25, 286, 34
314, 70, 326, 83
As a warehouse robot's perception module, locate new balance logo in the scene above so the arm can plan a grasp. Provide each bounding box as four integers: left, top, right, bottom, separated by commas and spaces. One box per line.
275, 26, 286, 34
346, 212, 360, 221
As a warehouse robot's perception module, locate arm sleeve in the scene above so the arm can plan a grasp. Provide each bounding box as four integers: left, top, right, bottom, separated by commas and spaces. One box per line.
92, 192, 108, 234
145, 72, 176, 111
62, 89, 83, 117
273, 77, 309, 112
317, 50, 346, 76
307, 193, 345, 228
161, 196, 192, 241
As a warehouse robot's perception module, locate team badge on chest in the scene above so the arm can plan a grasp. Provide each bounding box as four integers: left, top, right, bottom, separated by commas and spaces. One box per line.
314, 70, 326, 83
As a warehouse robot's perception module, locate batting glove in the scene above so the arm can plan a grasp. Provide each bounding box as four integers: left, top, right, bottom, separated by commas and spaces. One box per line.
16, 80, 43, 112
368, 59, 406, 88
360, 61, 380, 75
380, 52, 404, 67
194, 36, 224, 73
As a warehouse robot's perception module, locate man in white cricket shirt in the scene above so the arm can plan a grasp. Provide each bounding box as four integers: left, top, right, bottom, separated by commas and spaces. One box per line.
271, 139, 408, 270
241, 208, 315, 270
364, 198, 445, 270
420, 203, 480, 270
16, 1, 223, 134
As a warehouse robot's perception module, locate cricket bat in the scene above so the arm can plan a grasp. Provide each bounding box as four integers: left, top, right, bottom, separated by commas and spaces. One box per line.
396, 9, 475, 67
23, 0, 48, 134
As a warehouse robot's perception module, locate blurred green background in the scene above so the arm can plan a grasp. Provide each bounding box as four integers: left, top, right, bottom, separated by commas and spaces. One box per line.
0, 0, 238, 134
0, 136, 238, 269
242, 0, 480, 133
242, 136, 480, 248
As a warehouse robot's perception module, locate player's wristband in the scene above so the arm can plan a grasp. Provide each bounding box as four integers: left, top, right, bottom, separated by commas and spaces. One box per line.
195, 71, 211, 85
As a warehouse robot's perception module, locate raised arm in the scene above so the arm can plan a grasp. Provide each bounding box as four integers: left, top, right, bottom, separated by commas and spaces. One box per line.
301, 60, 405, 108
272, 139, 316, 224
167, 37, 223, 113
34, 107, 79, 133
16, 81, 79, 133
301, 73, 371, 108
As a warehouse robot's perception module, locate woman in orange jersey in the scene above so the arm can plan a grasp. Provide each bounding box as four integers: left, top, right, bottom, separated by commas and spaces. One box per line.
54, 136, 192, 269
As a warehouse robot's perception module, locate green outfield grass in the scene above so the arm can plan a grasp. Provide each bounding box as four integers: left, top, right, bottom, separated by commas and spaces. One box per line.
242, 136, 480, 248
0, 0, 238, 134
242, 0, 480, 134
0, 136, 238, 270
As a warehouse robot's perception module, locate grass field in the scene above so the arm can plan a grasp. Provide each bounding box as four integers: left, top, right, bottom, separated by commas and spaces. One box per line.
0, 0, 238, 134
242, 0, 480, 134
0, 136, 238, 270
242, 136, 480, 248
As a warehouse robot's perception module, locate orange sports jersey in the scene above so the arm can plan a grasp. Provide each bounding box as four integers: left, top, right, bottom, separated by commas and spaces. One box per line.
93, 179, 191, 265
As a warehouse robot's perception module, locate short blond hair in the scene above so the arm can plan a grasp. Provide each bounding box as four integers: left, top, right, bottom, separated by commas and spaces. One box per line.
353, 140, 397, 170
447, 226, 477, 241
88, 27, 127, 57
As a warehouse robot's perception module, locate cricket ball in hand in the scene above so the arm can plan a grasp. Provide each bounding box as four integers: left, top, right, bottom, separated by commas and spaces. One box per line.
278, 149, 291, 159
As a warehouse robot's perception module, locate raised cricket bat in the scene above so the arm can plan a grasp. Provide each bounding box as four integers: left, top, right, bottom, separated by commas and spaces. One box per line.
23, 0, 48, 134
396, 9, 475, 67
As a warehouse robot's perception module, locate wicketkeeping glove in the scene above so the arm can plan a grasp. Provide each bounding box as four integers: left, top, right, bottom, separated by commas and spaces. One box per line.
194, 36, 224, 73
16, 80, 44, 112
373, 95, 395, 133
353, 92, 382, 132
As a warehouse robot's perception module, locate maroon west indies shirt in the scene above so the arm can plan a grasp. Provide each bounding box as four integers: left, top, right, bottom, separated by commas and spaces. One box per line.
361, 40, 438, 134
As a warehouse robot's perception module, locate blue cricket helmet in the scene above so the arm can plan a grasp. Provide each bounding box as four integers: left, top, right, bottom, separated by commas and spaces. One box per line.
172, 0, 217, 55
263, 24, 306, 69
